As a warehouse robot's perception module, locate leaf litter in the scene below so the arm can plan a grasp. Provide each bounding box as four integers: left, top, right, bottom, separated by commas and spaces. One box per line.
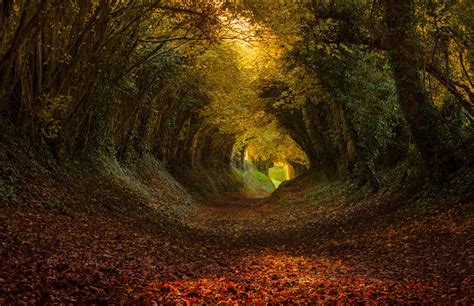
0, 188, 472, 304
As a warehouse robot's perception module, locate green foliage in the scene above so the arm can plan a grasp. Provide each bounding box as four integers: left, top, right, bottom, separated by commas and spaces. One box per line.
234, 168, 275, 194
196, 37, 309, 172
268, 167, 286, 183
1, 0, 471, 195
37, 95, 72, 140
0, 170, 17, 204
233, 123, 309, 167
339, 51, 402, 172
0, 0, 228, 159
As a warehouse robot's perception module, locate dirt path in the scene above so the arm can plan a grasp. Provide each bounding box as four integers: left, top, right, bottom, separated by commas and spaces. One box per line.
188, 196, 276, 236
0, 195, 472, 303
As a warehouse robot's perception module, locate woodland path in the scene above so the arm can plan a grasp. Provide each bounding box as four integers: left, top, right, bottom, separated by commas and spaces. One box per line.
0, 194, 472, 304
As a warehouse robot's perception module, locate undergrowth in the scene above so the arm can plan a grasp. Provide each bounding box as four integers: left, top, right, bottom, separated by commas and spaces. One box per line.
0, 119, 196, 225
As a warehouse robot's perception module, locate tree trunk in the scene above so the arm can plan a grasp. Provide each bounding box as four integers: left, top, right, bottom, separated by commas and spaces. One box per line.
384, 0, 461, 176
302, 101, 338, 179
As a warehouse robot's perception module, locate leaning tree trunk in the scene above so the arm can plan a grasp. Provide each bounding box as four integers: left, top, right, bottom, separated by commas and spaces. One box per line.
384, 0, 461, 176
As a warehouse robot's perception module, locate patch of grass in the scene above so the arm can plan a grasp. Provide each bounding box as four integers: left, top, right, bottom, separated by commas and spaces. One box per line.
234, 168, 275, 194
252, 170, 274, 190
268, 167, 286, 182
271, 179, 283, 188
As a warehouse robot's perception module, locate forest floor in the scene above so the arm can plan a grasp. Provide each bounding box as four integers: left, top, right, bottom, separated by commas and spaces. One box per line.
1, 174, 473, 304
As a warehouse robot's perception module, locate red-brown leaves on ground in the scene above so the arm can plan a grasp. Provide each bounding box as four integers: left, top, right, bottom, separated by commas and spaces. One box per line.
1, 193, 472, 304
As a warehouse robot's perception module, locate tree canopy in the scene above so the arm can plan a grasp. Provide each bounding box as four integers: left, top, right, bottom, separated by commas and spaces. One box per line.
0, 0, 472, 187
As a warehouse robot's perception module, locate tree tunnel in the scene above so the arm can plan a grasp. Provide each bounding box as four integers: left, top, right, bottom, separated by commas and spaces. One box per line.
0, 0, 471, 200
1, 2, 473, 303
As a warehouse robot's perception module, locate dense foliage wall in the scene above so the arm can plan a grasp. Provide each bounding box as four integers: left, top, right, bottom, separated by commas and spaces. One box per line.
246, 0, 474, 185
0, 1, 242, 194
1, 0, 473, 196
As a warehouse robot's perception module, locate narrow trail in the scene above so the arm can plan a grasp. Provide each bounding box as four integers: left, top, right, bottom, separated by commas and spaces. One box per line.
189, 196, 275, 236
1, 0, 473, 304
1, 193, 472, 303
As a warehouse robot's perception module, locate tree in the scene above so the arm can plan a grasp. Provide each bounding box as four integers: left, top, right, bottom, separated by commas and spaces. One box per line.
384, 0, 461, 176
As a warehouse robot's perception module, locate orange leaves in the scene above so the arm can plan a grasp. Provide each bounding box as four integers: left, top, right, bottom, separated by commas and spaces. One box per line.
125, 250, 463, 304
1, 186, 472, 305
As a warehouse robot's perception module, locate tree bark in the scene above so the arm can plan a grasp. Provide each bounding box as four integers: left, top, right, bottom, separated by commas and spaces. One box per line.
302, 101, 338, 179
384, 0, 461, 176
